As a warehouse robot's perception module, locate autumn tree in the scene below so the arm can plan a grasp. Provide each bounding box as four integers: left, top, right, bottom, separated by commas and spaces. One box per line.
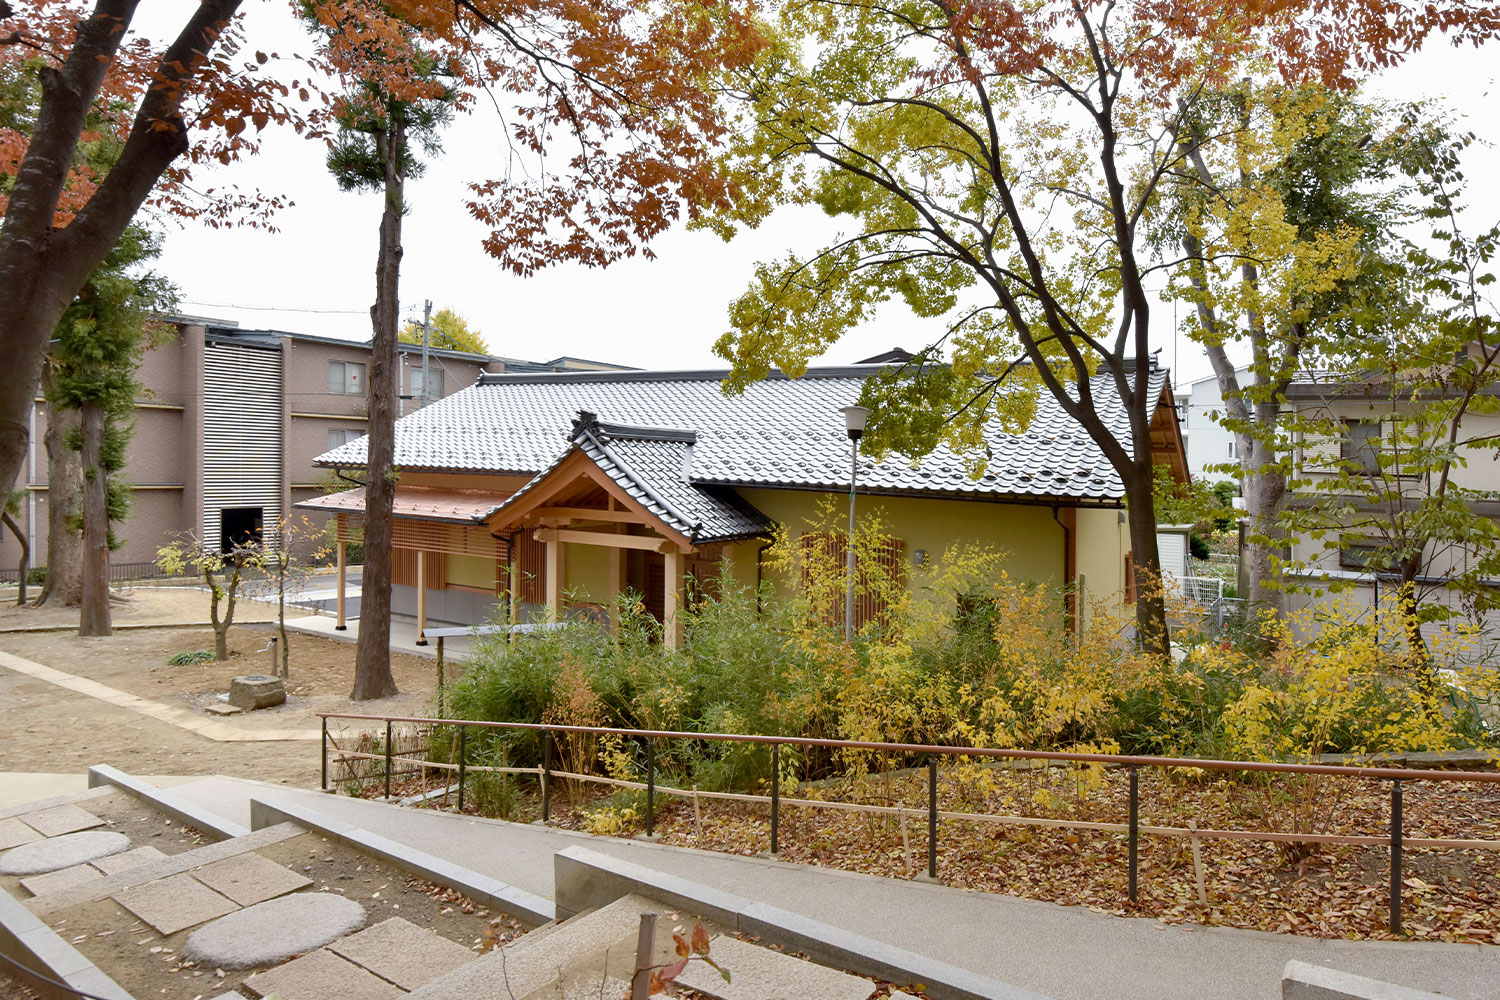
313, 2, 457, 702
1161, 83, 1425, 616
1276, 127, 1500, 661
706, 0, 1500, 654
399, 306, 487, 355
0, 0, 762, 549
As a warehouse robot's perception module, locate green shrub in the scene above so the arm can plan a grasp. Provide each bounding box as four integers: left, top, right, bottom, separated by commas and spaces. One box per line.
167, 650, 216, 665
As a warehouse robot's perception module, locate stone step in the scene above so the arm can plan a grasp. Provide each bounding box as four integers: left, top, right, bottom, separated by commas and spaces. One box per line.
407, 893, 675, 1000
675, 934, 877, 1000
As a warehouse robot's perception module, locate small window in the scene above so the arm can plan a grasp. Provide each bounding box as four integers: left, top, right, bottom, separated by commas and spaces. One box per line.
327, 428, 363, 450
327, 361, 366, 395
410, 367, 444, 400
1339, 535, 1395, 571
1340, 419, 1381, 474
1227, 438, 1237, 459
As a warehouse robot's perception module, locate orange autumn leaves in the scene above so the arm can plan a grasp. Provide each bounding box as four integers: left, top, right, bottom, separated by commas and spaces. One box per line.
1, 0, 765, 267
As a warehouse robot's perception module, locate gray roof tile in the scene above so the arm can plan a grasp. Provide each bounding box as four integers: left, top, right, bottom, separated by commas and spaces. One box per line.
316, 365, 1168, 504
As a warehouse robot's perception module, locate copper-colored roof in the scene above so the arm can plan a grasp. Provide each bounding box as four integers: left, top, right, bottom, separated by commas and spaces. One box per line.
296, 486, 507, 524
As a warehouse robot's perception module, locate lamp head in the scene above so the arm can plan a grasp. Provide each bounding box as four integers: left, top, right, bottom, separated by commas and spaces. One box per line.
840, 405, 873, 441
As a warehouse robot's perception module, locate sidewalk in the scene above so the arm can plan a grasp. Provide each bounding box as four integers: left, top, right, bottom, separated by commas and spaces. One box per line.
154, 775, 1493, 1000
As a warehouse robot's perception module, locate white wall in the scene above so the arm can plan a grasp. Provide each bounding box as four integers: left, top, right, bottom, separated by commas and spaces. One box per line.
1176, 368, 1248, 483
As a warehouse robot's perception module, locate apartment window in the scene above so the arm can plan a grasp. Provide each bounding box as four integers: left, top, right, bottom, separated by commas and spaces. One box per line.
1340, 419, 1381, 474
1339, 535, 1395, 571
327, 361, 366, 395
1227, 438, 1237, 460
410, 367, 444, 400
327, 428, 363, 450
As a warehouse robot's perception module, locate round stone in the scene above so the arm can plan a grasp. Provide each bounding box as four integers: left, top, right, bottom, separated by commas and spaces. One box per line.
183, 892, 366, 969
0, 831, 130, 875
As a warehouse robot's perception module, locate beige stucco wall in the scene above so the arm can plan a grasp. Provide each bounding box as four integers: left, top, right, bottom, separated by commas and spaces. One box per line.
737, 487, 1079, 591
1075, 506, 1131, 623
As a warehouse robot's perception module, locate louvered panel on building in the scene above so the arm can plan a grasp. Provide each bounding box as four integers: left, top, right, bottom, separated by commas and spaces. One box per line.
203, 343, 282, 550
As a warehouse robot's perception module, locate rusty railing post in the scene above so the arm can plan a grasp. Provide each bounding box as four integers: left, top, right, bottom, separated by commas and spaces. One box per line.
927, 756, 938, 880
645, 737, 655, 837
542, 731, 553, 823
1128, 765, 1139, 903
457, 725, 467, 813
384, 720, 394, 800
1390, 780, 1404, 935
320, 717, 327, 791
770, 743, 780, 855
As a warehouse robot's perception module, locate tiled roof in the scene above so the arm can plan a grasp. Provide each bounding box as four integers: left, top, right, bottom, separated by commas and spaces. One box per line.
316, 365, 1170, 504
295, 486, 507, 524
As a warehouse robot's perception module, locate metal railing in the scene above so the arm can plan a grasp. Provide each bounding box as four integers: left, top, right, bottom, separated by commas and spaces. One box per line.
317, 712, 1500, 936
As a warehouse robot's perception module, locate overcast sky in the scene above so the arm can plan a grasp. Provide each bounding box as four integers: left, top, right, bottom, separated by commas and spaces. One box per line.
148, 6, 1499, 387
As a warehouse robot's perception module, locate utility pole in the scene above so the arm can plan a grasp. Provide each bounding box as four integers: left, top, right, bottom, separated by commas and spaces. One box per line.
420, 299, 433, 406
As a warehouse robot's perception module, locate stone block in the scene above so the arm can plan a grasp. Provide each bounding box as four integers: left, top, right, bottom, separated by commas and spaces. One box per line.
228, 674, 286, 711
206, 703, 244, 716
0, 831, 130, 875
1282, 960, 1450, 1000
113, 873, 239, 935
675, 934, 875, 1000
182, 892, 365, 969
19, 804, 105, 837
21, 863, 104, 898
0, 817, 43, 851
328, 916, 477, 990
192, 852, 312, 906
242, 949, 402, 1000
91, 845, 168, 875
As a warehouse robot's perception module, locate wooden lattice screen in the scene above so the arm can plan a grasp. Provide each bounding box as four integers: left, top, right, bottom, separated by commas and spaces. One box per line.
799, 532, 906, 630
513, 531, 546, 605
335, 513, 507, 560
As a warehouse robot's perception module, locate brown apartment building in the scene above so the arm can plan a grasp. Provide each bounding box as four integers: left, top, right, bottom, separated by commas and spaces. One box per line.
0, 317, 628, 576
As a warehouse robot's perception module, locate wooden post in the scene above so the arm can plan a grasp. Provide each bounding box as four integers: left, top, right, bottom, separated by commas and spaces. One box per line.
335, 538, 348, 630
436, 635, 445, 717
544, 536, 561, 622
664, 546, 683, 650
608, 497, 625, 634
416, 550, 428, 645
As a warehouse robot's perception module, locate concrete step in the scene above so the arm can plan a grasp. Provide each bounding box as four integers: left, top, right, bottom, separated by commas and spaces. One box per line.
675, 933, 877, 1000
407, 893, 677, 1000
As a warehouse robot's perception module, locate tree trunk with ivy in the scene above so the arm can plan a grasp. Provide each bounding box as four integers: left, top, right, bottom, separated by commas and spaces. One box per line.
78, 402, 111, 635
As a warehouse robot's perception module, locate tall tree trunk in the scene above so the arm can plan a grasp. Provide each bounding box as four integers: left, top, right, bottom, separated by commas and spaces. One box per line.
1242, 456, 1287, 611
2, 508, 27, 605
78, 401, 112, 635
351, 122, 403, 702
37, 396, 83, 607
1123, 462, 1169, 657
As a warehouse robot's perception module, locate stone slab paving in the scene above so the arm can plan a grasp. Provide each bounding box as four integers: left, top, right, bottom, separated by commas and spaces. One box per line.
328, 916, 478, 990
113, 872, 239, 935
241, 949, 403, 1000
20, 862, 105, 897
182, 891, 366, 969
676, 935, 877, 1000
192, 852, 312, 906
0, 830, 129, 875
0, 816, 44, 850
92, 844, 168, 875
19, 803, 105, 837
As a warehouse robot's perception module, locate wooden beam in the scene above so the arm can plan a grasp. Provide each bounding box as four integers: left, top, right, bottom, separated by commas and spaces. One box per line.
335, 539, 347, 631
534, 506, 653, 525
664, 547, 683, 651
544, 536, 561, 621
416, 550, 428, 645
534, 527, 675, 553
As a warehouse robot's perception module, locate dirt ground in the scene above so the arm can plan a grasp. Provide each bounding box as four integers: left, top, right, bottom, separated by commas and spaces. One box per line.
0, 583, 299, 631
0, 590, 453, 787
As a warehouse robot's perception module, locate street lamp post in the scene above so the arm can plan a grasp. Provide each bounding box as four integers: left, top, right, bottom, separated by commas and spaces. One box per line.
840, 405, 872, 643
